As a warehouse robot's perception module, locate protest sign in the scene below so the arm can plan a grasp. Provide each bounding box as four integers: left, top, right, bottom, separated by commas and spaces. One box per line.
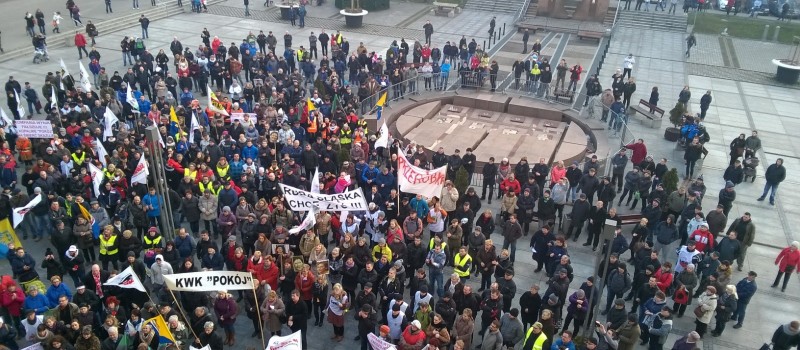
367, 333, 397, 350
163, 271, 255, 291
279, 184, 368, 212
15, 120, 54, 138
265, 330, 302, 350
396, 151, 447, 199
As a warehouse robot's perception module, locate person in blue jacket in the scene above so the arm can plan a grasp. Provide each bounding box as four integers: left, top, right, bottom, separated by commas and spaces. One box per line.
731, 271, 758, 329
45, 275, 73, 308
23, 287, 50, 315
361, 162, 379, 188
550, 330, 577, 350
142, 187, 162, 228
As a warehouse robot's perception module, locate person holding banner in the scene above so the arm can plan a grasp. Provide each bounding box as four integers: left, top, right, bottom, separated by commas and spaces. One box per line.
286, 289, 310, 349
195, 321, 224, 350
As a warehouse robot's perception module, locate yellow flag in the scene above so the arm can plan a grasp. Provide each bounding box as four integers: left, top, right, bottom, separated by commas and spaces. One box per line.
145, 315, 176, 344
306, 97, 316, 112
0, 218, 22, 249
169, 106, 180, 124
375, 91, 387, 107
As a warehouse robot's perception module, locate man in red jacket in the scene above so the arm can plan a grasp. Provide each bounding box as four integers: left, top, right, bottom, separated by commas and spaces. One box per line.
625, 139, 648, 167
74, 32, 89, 59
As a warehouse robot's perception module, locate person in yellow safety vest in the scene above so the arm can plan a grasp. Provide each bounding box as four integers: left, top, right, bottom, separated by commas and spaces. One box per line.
429, 236, 447, 252
71, 150, 86, 166
297, 47, 305, 62
339, 124, 353, 146
184, 163, 198, 181
216, 158, 230, 180
197, 177, 221, 195
521, 322, 548, 350
357, 119, 368, 135
453, 247, 472, 279
102, 164, 116, 180
372, 239, 393, 262
98, 225, 120, 271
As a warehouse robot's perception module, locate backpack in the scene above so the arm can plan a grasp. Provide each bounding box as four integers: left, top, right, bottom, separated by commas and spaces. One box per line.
135, 39, 145, 50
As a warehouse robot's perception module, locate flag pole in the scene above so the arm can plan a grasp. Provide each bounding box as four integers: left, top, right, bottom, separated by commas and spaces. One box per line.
165, 287, 201, 342
253, 283, 266, 350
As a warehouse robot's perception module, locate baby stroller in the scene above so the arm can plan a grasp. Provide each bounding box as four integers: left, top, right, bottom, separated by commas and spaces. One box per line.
33, 47, 49, 64
743, 156, 759, 182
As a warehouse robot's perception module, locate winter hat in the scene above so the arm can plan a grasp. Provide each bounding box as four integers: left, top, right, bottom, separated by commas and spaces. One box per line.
222, 206, 231, 212
548, 294, 559, 304
725, 180, 735, 188
792, 241, 800, 249
687, 331, 701, 342
614, 298, 625, 306
380, 325, 390, 334
411, 320, 422, 329
576, 290, 585, 299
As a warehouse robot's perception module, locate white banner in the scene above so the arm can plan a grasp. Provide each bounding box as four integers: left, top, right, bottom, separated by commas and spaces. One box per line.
278, 184, 368, 212
230, 112, 257, 126
397, 151, 447, 199
15, 120, 54, 138
374, 122, 390, 150
266, 330, 302, 350
13, 194, 42, 228
368, 333, 397, 350
21, 342, 44, 350
163, 271, 255, 291
131, 153, 149, 185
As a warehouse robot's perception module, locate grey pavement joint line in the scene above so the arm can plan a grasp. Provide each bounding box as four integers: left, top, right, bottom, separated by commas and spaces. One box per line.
735, 80, 795, 244
397, 5, 434, 28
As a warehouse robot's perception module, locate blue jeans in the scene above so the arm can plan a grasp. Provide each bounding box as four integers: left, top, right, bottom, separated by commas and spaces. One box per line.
440, 74, 449, 89
731, 300, 748, 324
123, 52, 132, 66
502, 239, 517, 262
33, 214, 51, 238
760, 182, 779, 202
428, 270, 444, 297
142, 28, 149, 38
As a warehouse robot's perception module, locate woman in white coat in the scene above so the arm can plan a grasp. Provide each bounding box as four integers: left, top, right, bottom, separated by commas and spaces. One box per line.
694, 285, 718, 338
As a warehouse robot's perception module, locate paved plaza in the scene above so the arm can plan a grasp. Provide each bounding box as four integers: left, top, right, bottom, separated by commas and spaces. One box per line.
1, 2, 800, 350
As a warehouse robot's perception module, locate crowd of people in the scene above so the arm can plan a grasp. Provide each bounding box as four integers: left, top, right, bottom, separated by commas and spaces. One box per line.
2, 5, 800, 350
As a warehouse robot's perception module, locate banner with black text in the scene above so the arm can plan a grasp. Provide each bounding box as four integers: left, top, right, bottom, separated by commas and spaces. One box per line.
163, 271, 255, 291
278, 184, 368, 212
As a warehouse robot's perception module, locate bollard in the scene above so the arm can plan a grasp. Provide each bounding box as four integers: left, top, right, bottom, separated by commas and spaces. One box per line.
503, 23, 506, 35
483, 40, 486, 50
762, 24, 770, 41
773, 26, 781, 41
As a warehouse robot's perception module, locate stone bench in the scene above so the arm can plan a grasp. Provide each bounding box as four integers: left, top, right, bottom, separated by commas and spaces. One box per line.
432, 2, 460, 17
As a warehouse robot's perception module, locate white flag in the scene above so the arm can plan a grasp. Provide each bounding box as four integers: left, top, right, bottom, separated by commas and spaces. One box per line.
88, 162, 105, 197
310, 168, 320, 194
78, 61, 92, 91
289, 206, 317, 234
131, 153, 149, 185
50, 86, 58, 110
126, 83, 139, 111
12, 194, 42, 228
103, 107, 119, 141
152, 120, 165, 147
188, 112, 200, 144
14, 90, 25, 119
375, 122, 390, 150
0, 108, 12, 126
104, 266, 146, 292
265, 330, 302, 350
95, 142, 109, 167
59, 58, 71, 78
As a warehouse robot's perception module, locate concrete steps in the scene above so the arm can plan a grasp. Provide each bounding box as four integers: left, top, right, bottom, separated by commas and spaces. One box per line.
0, 0, 223, 63
464, 0, 526, 14
614, 10, 686, 31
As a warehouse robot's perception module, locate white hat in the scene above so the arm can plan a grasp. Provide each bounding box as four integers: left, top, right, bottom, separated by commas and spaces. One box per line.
411, 320, 421, 329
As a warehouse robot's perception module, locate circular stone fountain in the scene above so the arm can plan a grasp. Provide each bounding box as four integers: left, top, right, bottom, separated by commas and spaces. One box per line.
773, 36, 800, 85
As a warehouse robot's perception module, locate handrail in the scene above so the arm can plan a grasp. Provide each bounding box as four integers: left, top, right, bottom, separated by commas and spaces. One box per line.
612, 0, 623, 29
